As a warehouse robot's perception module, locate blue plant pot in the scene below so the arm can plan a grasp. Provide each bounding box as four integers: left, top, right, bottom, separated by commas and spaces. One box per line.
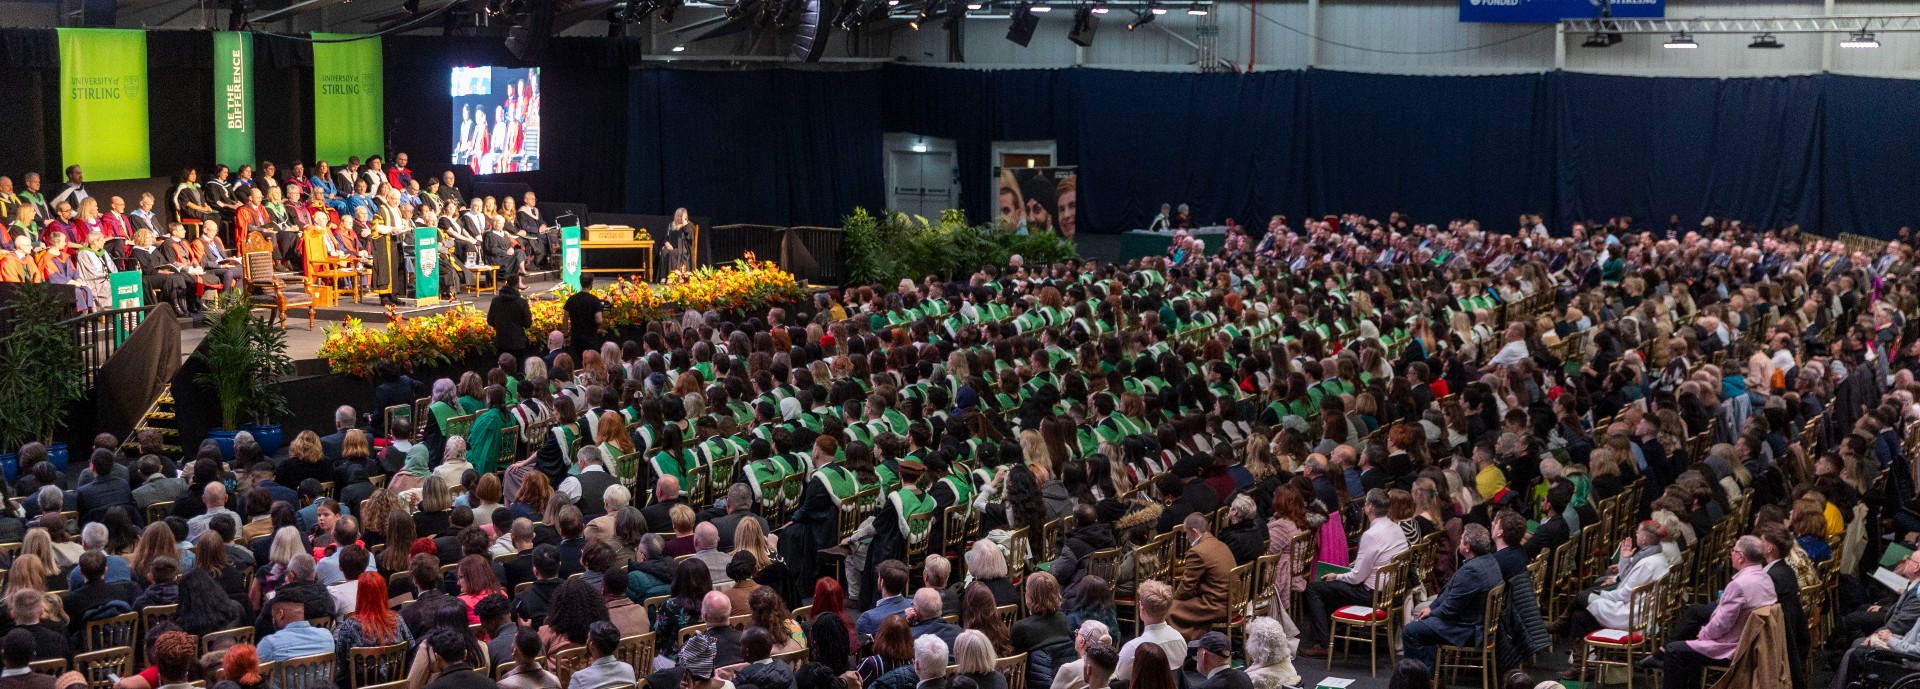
0, 454, 15, 482
207, 428, 240, 460
241, 423, 284, 456
44, 442, 67, 472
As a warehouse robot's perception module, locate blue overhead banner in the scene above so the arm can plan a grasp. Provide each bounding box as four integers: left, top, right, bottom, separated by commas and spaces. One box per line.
1460, 0, 1662, 23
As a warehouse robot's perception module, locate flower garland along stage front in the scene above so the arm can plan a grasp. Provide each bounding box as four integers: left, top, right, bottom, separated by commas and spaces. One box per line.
320, 259, 807, 376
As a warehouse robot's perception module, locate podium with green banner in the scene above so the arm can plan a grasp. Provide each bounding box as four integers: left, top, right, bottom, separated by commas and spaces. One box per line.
413, 226, 440, 306
561, 223, 581, 291
108, 270, 143, 345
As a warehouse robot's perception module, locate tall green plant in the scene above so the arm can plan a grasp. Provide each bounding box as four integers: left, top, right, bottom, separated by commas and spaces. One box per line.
193, 292, 292, 430
842, 207, 1080, 286
0, 287, 87, 450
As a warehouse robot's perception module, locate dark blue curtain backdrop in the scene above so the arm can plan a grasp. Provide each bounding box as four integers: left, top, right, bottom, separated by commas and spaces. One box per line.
863, 66, 1920, 238
624, 68, 887, 228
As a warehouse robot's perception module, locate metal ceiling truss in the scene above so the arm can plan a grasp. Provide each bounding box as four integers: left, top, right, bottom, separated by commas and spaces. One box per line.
1564, 14, 1920, 35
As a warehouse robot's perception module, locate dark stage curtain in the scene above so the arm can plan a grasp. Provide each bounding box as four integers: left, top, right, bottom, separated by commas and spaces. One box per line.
1821, 76, 1920, 237
1555, 73, 1823, 232
253, 35, 313, 177
147, 31, 214, 181
625, 68, 885, 228
879, 66, 1074, 225
0, 29, 60, 181
1068, 68, 1310, 235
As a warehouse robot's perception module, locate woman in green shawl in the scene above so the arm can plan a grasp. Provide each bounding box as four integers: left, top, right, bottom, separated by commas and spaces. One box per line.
388, 436, 434, 495
466, 384, 513, 474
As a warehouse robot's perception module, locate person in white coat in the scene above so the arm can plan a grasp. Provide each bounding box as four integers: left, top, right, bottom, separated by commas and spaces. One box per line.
1558, 520, 1672, 677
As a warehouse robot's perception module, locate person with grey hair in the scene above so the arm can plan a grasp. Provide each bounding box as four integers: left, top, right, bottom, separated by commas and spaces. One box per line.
1050, 620, 1112, 689
627, 532, 674, 600
1644, 535, 1776, 689
909, 587, 962, 649
557, 445, 619, 520
709, 483, 770, 552
1300, 489, 1406, 658
690, 522, 730, 585
254, 552, 336, 631
186, 482, 240, 542
1217, 493, 1268, 564
1400, 523, 1501, 669
584, 484, 630, 550
320, 405, 358, 463
913, 634, 952, 689
1241, 617, 1299, 689
66, 521, 133, 588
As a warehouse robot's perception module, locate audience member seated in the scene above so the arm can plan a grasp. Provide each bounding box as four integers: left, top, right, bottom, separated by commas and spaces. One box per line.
1299, 489, 1406, 659
1168, 513, 1235, 639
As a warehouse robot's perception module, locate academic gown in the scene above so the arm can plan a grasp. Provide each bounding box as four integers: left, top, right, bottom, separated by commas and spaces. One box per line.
779, 468, 842, 583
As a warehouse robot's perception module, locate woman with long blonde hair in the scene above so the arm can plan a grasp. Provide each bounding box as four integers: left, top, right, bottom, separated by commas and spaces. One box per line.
3, 554, 52, 596
128, 521, 181, 583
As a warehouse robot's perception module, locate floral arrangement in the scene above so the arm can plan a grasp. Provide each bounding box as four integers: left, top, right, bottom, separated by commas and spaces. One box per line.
318, 305, 496, 376
323, 259, 805, 377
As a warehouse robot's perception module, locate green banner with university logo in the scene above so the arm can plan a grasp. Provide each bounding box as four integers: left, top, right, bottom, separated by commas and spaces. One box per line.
561, 223, 581, 291
108, 269, 143, 345
213, 31, 254, 171
311, 33, 384, 166
57, 28, 150, 181
414, 226, 440, 305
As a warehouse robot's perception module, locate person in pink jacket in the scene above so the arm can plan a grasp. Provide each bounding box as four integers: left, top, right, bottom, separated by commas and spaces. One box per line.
1655, 535, 1777, 689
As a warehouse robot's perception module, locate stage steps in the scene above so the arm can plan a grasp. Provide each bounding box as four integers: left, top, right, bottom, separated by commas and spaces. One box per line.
121, 383, 185, 460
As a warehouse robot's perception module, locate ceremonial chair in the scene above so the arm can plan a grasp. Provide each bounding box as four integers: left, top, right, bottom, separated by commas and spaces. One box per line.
615, 633, 657, 676
348, 643, 410, 688
243, 233, 314, 329
300, 228, 362, 307
270, 652, 335, 689
1578, 581, 1658, 689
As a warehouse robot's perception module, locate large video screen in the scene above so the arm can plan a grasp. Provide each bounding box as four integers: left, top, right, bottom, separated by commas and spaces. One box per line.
451, 66, 540, 175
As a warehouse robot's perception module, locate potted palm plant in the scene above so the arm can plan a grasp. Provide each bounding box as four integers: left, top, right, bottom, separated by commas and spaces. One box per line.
0, 287, 87, 479
194, 292, 293, 457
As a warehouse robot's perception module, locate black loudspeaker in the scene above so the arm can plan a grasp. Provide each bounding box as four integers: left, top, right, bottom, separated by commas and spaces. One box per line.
1069, 7, 1097, 46
81, 0, 118, 26
791, 0, 832, 62
505, 0, 556, 61
1006, 4, 1038, 46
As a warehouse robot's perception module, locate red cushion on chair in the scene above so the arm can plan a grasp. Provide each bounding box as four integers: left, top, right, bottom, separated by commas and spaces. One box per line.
1332, 605, 1387, 621
1586, 629, 1644, 644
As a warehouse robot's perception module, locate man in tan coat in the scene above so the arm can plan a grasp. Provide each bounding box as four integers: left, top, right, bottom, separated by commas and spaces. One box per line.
1169, 512, 1236, 639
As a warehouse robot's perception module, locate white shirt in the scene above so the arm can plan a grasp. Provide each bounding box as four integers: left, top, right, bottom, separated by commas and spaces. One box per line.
329, 580, 360, 616
556, 464, 608, 501
1340, 517, 1410, 590
1114, 622, 1187, 680
1488, 340, 1530, 367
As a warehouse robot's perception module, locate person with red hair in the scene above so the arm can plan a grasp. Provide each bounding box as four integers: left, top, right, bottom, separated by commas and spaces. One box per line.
809, 577, 858, 649
333, 572, 415, 680
221, 643, 267, 689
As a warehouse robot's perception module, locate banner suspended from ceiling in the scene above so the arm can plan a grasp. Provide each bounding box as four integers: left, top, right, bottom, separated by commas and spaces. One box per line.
213, 31, 255, 171
311, 33, 385, 166
58, 28, 151, 182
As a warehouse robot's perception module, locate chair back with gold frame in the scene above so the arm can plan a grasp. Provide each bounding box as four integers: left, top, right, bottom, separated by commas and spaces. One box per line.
139, 604, 179, 642
615, 633, 657, 676
1006, 526, 1031, 583
1435, 583, 1506, 689
271, 652, 336, 689
74, 647, 133, 689
1084, 548, 1121, 593
81, 610, 138, 652
348, 643, 410, 688
551, 646, 591, 689
29, 658, 67, 677
1579, 580, 1659, 689
997, 603, 1021, 629
995, 652, 1029, 689
199, 626, 255, 657
1327, 551, 1407, 676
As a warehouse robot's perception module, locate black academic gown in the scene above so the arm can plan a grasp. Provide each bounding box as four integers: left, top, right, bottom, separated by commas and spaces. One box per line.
779, 467, 840, 583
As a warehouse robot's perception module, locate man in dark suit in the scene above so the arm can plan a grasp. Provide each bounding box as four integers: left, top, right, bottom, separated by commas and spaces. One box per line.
706, 484, 771, 551
499, 520, 537, 592
698, 591, 745, 667
908, 588, 963, 649
1402, 524, 1504, 670
76, 450, 134, 524
61, 552, 136, 633
1523, 481, 1575, 559
319, 405, 356, 464
1185, 632, 1251, 689
1759, 527, 1809, 689
642, 475, 689, 534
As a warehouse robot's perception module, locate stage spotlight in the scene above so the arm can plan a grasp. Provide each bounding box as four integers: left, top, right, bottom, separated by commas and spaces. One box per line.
1663, 30, 1697, 48
1126, 3, 1154, 29
1089, 3, 1106, 12
911, 1, 934, 29
1185, 2, 1204, 14
505, 0, 556, 61
1748, 33, 1782, 48
659, 0, 684, 21
1842, 30, 1878, 47
672, 44, 686, 50
1581, 32, 1613, 47
1069, 4, 1098, 45
1029, 2, 1050, 10
966, 1, 981, 8
1007, 1, 1039, 45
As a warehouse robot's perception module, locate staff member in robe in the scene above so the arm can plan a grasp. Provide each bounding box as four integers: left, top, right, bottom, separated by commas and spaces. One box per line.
663, 208, 694, 276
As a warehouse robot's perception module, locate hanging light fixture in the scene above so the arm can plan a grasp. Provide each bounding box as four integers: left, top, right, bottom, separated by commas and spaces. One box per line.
1841, 29, 1879, 47
1663, 30, 1697, 48
1748, 33, 1782, 48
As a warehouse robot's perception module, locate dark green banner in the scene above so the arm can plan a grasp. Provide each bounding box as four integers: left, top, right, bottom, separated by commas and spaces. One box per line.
311, 33, 384, 166
414, 226, 440, 305
58, 28, 150, 181
213, 31, 254, 171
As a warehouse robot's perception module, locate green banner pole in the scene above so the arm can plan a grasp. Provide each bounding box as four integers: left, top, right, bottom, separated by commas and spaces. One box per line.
58, 28, 151, 181
414, 226, 441, 305
311, 33, 385, 166
213, 31, 255, 171
561, 224, 582, 291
